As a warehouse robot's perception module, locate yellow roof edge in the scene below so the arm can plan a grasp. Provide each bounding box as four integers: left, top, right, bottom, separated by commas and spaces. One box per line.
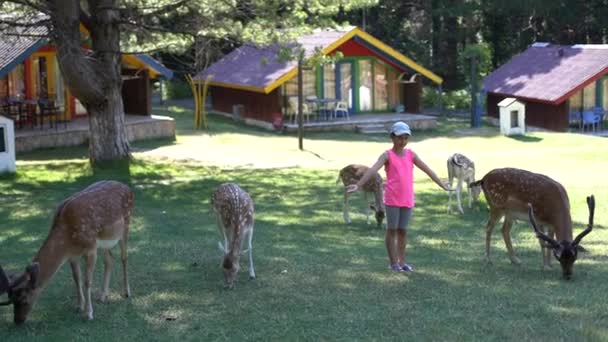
353, 28, 443, 85
263, 68, 298, 93
121, 54, 161, 78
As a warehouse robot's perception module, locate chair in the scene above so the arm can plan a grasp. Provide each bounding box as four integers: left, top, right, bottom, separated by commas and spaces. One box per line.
38, 98, 58, 129
334, 100, 349, 120
593, 106, 605, 130
287, 97, 311, 124
569, 109, 581, 126
582, 110, 601, 132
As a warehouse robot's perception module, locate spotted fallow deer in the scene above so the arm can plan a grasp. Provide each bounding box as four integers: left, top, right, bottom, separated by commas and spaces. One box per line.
0, 180, 134, 324
447, 153, 480, 214
336, 164, 385, 228
471, 168, 593, 279
211, 183, 255, 289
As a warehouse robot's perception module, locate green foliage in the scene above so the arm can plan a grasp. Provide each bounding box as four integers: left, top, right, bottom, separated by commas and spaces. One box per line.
164, 78, 192, 100
423, 87, 471, 110
458, 43, 493, 86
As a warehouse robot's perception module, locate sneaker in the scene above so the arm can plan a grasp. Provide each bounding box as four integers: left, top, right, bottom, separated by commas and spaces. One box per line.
401, 264, 414, 272
390, 264, 404, 272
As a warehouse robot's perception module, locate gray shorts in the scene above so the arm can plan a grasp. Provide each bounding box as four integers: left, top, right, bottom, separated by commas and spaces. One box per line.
385, 206, 412, 230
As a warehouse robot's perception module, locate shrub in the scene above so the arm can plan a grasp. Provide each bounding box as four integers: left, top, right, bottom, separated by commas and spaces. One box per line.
423, 87, 471, 110
164, 78, 192, 99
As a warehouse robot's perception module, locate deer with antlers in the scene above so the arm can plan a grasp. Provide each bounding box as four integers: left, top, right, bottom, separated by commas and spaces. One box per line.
211, 183, 255, 289
336, 164, 385, 228
447, 153, 480, 214
471, 168, 593, 279
0, 180, 134, 324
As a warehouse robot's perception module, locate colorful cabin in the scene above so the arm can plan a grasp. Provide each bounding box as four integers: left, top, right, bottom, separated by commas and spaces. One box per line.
195, 27, 442, 126
483, 42, 608, 132
0, 24, 173, 128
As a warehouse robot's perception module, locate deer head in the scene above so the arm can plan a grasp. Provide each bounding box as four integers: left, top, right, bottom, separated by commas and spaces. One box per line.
369, 204, 385, 228
222, 255, 240, 290
468, 183, 482, 202
0, 263, 39, 325
528, 195, 594, 280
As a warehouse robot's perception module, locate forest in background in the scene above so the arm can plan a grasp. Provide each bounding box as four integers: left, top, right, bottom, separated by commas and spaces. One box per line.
161, 0, 608, 99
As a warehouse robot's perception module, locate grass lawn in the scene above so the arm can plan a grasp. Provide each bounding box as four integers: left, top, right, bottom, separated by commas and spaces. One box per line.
1, 107, 607, 341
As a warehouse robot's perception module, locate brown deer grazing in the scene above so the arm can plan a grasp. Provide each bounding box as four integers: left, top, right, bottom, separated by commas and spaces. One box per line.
471, 168, 593, 279
211, 183, 255, 289
447, 153, 480, 214
0, 180, 134, 324
336, 164, 385, 228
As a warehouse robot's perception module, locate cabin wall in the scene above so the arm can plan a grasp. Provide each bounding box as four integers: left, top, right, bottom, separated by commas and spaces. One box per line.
487, 93, 569, 131
122, 69, 151, 116
210, 86, 281, 122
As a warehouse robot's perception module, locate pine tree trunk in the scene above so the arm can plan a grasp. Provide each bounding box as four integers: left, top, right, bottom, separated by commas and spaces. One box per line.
49, 0, 130, 165
87, 87, 130, 164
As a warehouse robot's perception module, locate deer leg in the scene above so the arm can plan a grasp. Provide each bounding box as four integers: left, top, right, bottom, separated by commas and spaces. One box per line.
540, 225, 553, 270
120, 231, 131, 298
364, 192, 372, 224
99, 249, 113, 302
83, 251, 97, 320
467, 179, 472, 209
247, 225, 255, 279
485, 209, 503, 263
447, 173, 454, 214
501, 217, 521, 265
456, 177, 464, 214
343, 191, 352, 224
69, 258, 85, 311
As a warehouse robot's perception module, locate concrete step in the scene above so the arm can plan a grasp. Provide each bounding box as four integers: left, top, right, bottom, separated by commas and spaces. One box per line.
356, 123, 388, 134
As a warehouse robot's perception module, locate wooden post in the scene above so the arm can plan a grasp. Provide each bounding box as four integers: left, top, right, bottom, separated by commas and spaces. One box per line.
470, 55, 480, 128
298, 57, 304, 150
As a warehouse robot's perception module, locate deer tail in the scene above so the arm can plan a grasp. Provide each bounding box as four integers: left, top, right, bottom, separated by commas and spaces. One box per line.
469, 180, 483, 188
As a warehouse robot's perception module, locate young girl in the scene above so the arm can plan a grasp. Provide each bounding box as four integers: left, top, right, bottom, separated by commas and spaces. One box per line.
346, 121, 450, 272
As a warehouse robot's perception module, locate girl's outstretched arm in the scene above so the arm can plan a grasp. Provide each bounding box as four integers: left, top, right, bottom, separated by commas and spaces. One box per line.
346, 152, 388, 193
413, 151, 451, 191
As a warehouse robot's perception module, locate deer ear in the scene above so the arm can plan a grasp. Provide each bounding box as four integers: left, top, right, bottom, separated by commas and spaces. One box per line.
553, 247, 563, 259
0, 265, 10, 294
26, 262, 39, 288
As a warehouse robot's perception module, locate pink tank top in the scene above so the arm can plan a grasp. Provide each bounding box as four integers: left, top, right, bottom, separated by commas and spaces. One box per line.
384, 149, 415, 207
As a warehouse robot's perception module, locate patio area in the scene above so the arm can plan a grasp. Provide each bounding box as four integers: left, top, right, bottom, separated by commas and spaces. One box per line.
13, 114, 175, 153
281, 112, 438, 133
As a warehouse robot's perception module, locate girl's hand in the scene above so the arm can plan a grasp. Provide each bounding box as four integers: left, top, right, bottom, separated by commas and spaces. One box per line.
346, 184, 359, 193
442, 182, 454, 191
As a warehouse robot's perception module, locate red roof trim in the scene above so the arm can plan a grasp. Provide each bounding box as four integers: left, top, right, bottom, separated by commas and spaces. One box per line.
487, 92, 557, 105
553, 66, 608, 104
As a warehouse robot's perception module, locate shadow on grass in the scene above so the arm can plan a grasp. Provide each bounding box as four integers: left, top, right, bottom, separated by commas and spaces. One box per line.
1, 165, 606, 339
507, 134, 544, 142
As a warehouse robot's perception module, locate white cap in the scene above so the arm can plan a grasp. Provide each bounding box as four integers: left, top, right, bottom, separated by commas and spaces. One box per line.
390, 121, 411, 136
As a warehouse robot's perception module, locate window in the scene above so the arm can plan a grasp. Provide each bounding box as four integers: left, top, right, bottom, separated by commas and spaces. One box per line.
0, 126, 6, 153
359, 60, 372, 111
283, 69, 316, 98
7, 64, 25, 98
583, 82, 595, 109
373, 60, 388, 111
323, 64, 335, 99
0, 76, 8, 98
